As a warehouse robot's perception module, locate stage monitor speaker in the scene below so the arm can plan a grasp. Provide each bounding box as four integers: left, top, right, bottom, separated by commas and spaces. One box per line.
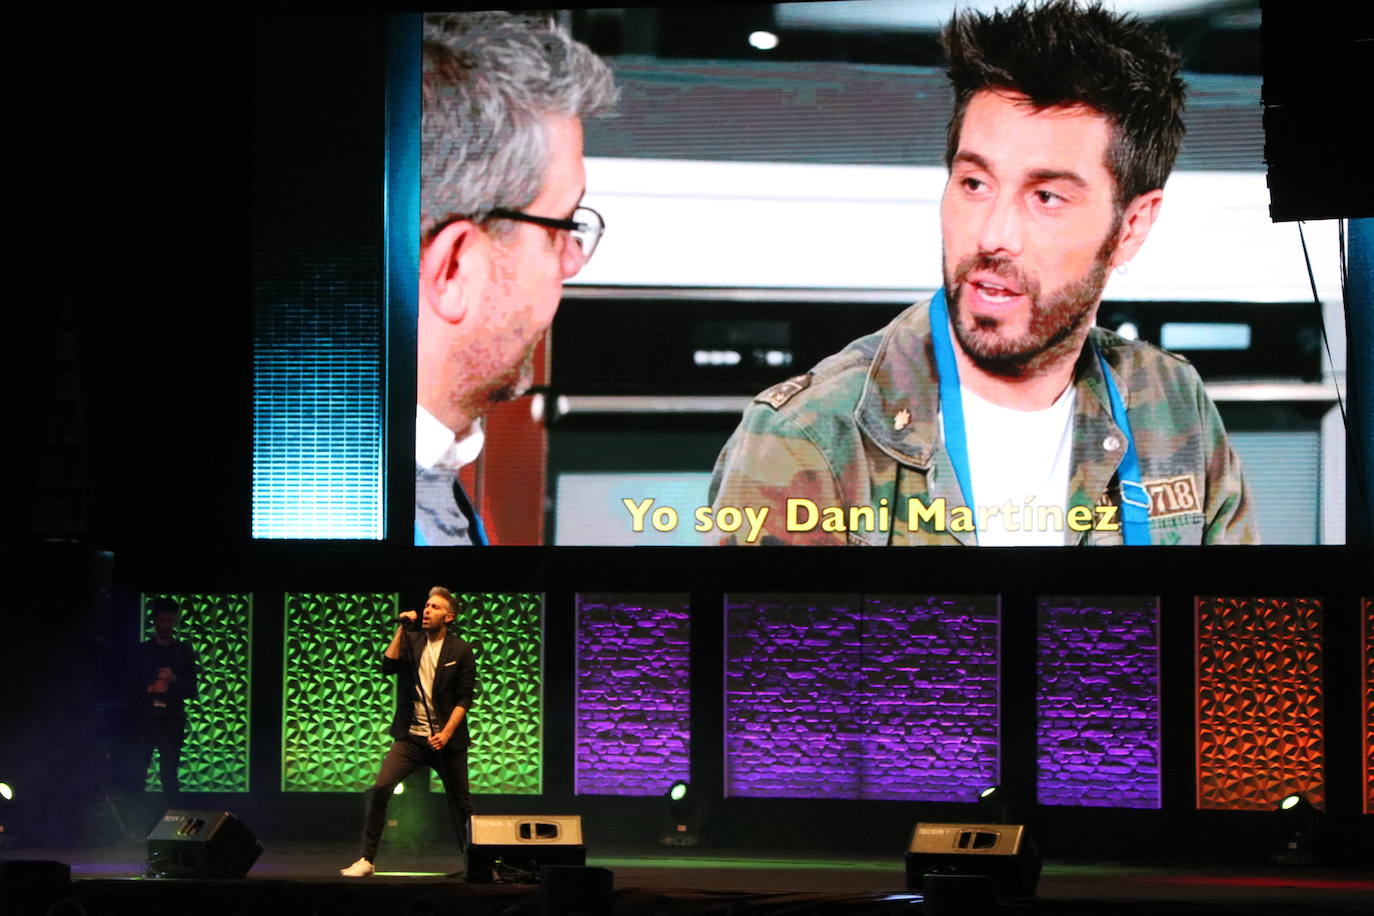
905, 822, 1041, 897
0, 860, 71, 914
146, 810, 262, 879
466, 815, 585, 884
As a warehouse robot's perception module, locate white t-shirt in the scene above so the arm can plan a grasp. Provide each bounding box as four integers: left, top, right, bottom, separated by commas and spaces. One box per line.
409, 637, 444, 736
944, 383, 1076, 547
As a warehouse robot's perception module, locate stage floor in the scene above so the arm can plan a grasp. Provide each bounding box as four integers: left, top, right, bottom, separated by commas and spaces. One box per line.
5, 842, 1374, 915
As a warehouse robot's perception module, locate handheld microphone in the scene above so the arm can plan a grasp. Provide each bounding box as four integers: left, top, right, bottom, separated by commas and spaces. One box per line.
396, 611, 421, 627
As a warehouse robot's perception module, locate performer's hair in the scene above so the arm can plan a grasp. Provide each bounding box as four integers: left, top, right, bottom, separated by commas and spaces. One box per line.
942, 0, 1186, 211
151, 596, 179, 618
421, 10, 618, 243
428, 586, 456, 615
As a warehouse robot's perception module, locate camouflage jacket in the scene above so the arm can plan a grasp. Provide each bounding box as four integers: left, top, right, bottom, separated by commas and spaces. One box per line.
708, 299, 1258, 546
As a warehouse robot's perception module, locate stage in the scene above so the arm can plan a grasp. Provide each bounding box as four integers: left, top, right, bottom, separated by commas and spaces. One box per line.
5, 843, 1374, 915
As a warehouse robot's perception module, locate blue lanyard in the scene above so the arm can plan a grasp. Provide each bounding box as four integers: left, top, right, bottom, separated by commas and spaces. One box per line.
928, 288, 1150, 545
1093, 348, 1151, 545
929, 288, 978, 520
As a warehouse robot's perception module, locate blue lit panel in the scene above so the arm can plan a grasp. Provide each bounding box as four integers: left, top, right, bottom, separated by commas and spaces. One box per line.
251, 15, 388, 540
252, 260, 385, 539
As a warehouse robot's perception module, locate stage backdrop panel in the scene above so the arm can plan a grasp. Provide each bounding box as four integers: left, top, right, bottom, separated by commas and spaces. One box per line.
1036, 596, 1162, 809
574, 594, 691, 795
1196, 596, 1324, 810
141, 594, 253, 793
447, 593, 545, 795
724, 594, 1000, 801
282, 593, 397, 792
282, 592, 544, 794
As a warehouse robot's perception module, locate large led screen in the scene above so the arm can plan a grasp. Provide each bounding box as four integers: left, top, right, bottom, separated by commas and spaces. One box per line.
398, 3, 1349, 547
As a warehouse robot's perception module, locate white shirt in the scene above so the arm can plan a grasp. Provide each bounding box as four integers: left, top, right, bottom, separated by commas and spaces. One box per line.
409, 636, 445, 736
948, 383, 1076, 547
416, 405, 484, 472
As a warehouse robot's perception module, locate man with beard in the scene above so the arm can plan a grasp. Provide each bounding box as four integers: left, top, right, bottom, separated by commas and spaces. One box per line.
708, 0, 1256, 546
341, 587, 477, 876
416, 12, 617, 545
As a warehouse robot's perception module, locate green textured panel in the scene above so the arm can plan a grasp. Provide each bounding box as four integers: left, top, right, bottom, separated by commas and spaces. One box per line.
141, 594, 252, 793
281, 592, 543, 795
435, 593, 544, 796
282, 593, 397, 792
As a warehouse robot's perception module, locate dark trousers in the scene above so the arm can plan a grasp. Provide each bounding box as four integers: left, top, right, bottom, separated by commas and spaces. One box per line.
136, 712, 185, 794
360, 734, 473, 862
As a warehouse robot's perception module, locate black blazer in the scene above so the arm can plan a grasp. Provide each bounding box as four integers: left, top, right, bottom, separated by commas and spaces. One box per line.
383, 631, 476, 747
134, 638, 199, 721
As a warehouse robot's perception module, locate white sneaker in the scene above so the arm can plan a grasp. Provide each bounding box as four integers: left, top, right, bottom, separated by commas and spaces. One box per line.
340, 857, 374, 877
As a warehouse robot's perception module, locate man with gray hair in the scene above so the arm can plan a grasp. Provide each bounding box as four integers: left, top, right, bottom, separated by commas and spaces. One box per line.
416, 12, 617, 546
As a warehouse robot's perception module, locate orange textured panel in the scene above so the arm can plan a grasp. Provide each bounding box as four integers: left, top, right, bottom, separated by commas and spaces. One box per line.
1196, 596, 1324, 811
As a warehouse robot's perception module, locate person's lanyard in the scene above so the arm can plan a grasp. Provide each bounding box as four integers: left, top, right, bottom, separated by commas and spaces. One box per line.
928, 288, 1150, 545
1093, 347, 1152, 545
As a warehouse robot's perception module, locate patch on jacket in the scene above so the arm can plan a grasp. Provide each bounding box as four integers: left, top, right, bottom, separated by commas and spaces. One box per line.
1145, 474, 1201, 518
755, 373, 812, 409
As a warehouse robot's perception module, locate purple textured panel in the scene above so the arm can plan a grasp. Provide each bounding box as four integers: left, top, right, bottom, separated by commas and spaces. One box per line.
862, 595, 1002, 801
725, 595, 865, 799
1036, 596, 1161, 809
574, 594, 691, 795
725, 594, 1001, 801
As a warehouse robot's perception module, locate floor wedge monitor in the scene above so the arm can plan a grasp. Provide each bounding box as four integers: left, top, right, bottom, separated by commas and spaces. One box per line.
467, 815, 585, 884
905, 822, 1041, 896
146, 810, 262, 878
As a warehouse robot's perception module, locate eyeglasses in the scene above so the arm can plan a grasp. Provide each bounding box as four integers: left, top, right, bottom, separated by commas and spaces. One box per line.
486, 205, 605, 262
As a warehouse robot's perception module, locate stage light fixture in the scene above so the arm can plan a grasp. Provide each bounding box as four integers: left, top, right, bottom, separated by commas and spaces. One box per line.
667, 781, 693, 824
393, 782, 405, 796
977, 785, 1007, 824
1272, 793, 1321, 866
0, 781, 11, 847
659, 781, 699, 847
748, 30, 779, 51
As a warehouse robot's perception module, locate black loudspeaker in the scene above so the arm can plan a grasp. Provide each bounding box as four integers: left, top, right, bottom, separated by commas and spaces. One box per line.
146, 810, 262, 878
466, 815, 585, 884
905, 822, 1041, 897
0, 860, 71, 915
539, 865, 613, 916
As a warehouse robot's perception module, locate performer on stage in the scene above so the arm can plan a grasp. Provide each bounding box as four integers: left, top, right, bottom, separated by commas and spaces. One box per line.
341, 587, 477, 877
133, 596, 199, 795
